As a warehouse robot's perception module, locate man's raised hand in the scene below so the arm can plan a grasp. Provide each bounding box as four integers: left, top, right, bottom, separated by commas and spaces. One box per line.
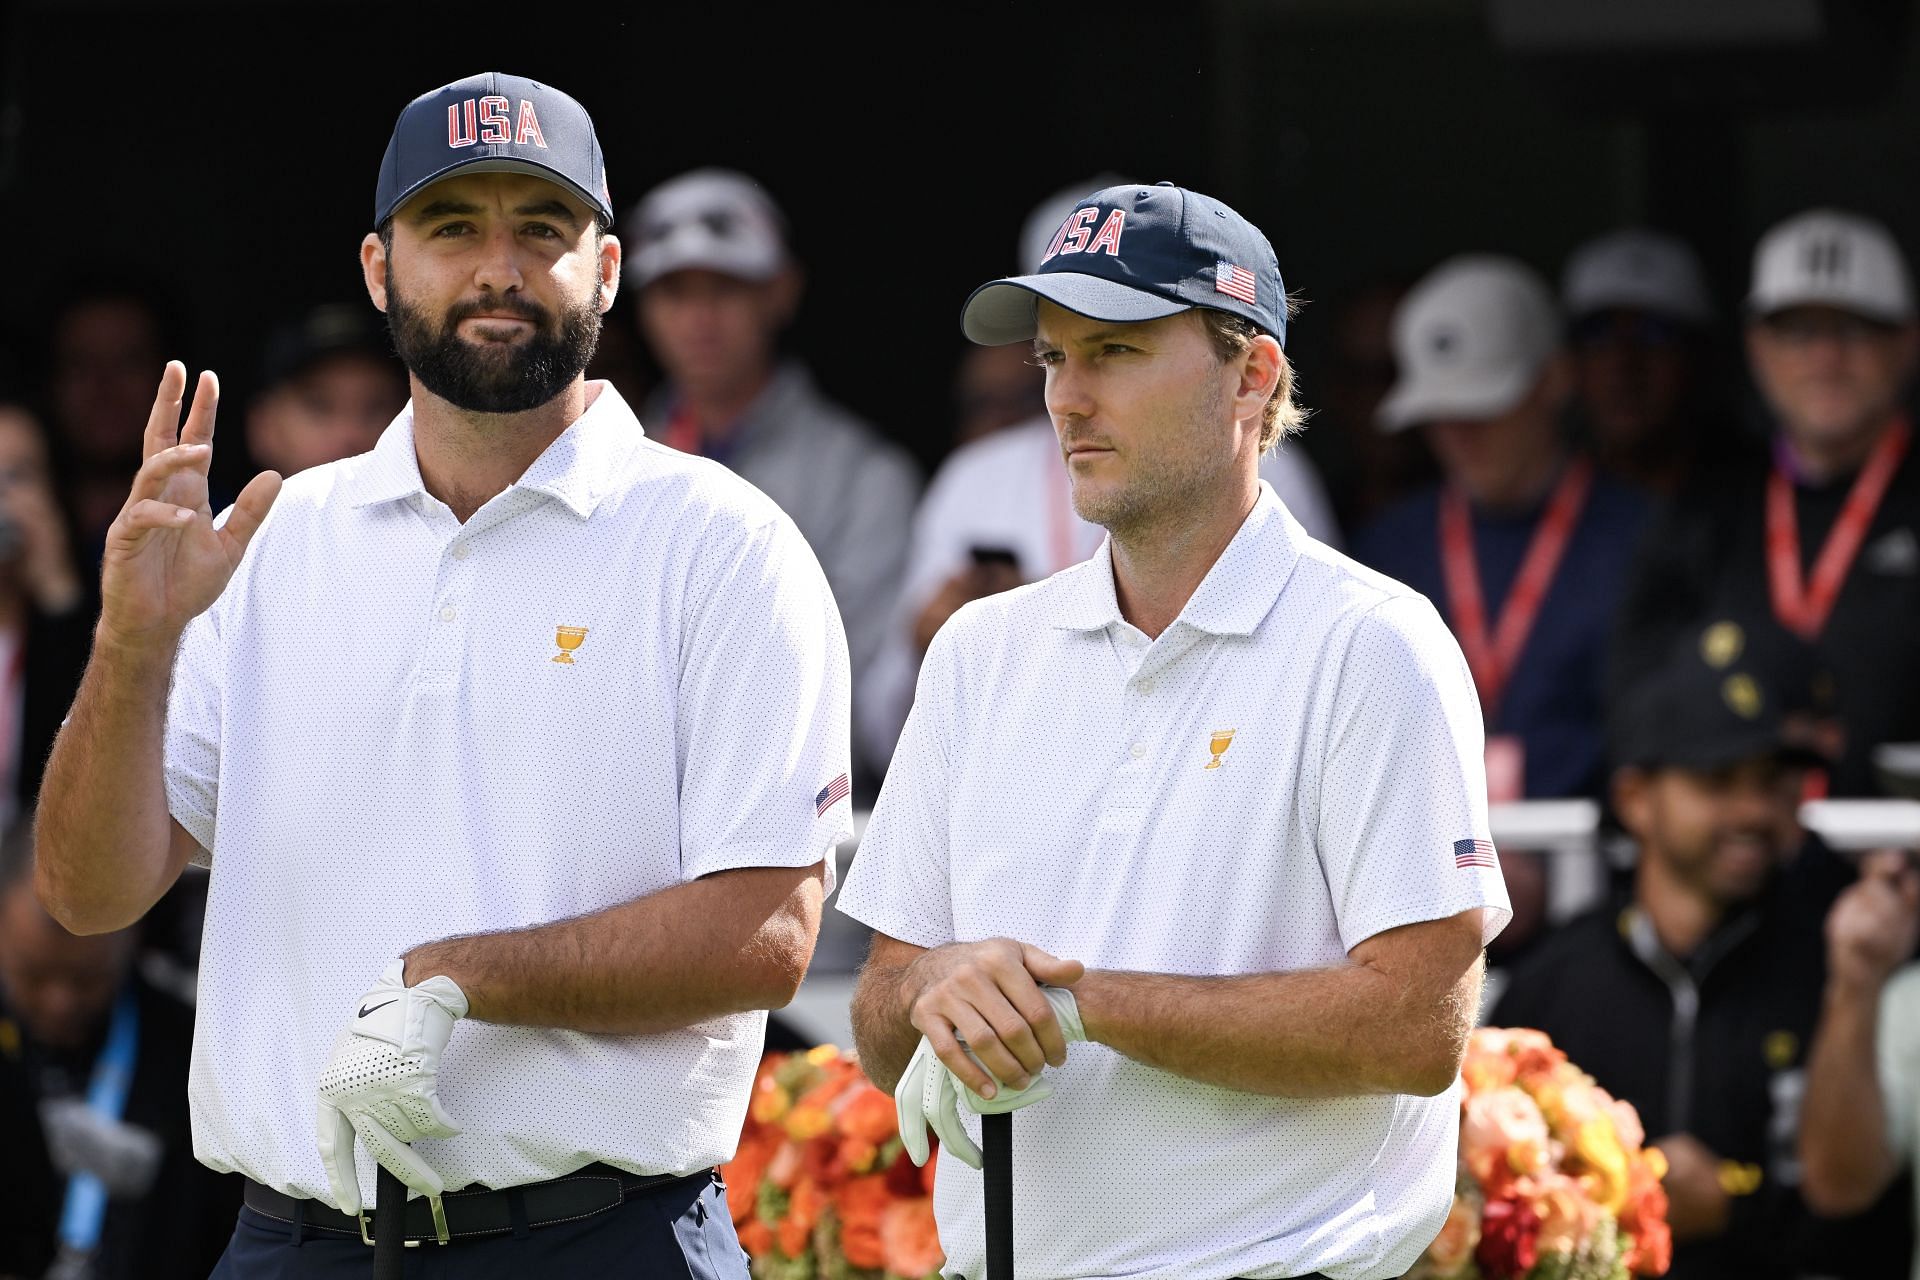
100, 363, 281, 645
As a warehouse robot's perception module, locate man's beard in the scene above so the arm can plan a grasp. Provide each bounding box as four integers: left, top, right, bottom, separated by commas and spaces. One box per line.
386, 274, 602, 414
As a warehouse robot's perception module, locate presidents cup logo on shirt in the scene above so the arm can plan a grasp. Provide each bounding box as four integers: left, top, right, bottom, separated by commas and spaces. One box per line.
1203, 728, 1236, 770
447, 95, 548, 150
1041, 206, 1127, 264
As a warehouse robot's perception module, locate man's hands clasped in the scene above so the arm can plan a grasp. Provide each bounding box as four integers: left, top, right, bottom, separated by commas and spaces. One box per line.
316, 961, 470, 1214
891, 938, 1086, 1169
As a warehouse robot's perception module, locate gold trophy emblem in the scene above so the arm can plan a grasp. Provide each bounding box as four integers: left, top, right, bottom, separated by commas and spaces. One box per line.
552, 626, 589, 664
1204, 728, 1236, 770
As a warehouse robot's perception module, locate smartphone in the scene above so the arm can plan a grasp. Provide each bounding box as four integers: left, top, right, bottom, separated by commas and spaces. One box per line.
969, 545, 1022, 573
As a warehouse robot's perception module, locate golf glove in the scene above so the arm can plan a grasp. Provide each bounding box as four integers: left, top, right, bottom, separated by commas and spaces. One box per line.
315, 960, 468, 1214
895, 986, 1083, 1170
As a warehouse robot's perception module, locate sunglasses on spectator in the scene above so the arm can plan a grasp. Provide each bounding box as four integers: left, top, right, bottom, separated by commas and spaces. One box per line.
1570, 310, 1688, 351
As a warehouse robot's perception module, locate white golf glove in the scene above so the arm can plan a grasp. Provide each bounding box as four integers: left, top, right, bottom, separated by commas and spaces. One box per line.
894, 986, 1083, 1170
315, 960, 469, 1214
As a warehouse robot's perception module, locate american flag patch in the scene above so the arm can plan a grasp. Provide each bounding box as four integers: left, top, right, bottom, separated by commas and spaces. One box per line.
1453, 838, 1498, 870
1215, 261, 1257, 305
814, 773, 850, 816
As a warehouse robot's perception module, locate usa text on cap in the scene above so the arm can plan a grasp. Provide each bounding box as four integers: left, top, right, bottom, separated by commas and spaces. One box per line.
374, 72, 613, 230
960, 181, 1288, 348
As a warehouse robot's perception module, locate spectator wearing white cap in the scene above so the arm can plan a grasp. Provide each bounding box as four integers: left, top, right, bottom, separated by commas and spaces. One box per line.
854, 180, 1340, 770
1354, 255, 1652, 807
623, 169, 919, 781
1563, 229, 1732, 494
1614, 209, 1920, 797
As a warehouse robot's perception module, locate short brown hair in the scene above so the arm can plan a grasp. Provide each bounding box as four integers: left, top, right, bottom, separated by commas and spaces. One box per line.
1199, 308, 1307, 451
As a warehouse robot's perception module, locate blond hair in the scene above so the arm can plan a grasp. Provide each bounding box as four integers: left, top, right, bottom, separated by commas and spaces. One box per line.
1198, 309, 1308, 451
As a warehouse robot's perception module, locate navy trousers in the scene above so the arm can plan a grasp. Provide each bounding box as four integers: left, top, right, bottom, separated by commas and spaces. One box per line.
207, 1174, 749, 1279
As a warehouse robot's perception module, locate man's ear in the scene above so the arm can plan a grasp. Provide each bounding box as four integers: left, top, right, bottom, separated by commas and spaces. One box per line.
1613, 766, 1654, 841
597, 231, 622, 316
361, 232, 389, 314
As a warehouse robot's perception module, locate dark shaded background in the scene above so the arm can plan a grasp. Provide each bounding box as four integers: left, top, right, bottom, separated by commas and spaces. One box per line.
2, 0, 1918, 491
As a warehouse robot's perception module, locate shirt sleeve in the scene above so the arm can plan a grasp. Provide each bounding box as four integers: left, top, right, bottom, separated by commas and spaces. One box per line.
1877, 965, 1920, 1163
163, 606, 223, 866
676, 513, 852, 890
1317, 594, 1512, 950
833, 622, 957, 949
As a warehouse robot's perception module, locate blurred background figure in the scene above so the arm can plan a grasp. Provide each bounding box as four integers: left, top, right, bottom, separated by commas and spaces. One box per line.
44, 279, 185, 567
949, 342, 1046, 449
1562, 229, 1728, 495
1613, 209, 1920, 797
623, 168, 919, 784
1357, 255, 1651, 803
0, 404, 89, 828
0, 818, 239, 1280
244, 304, 407, 478
1309, 278, 1435, 534
853, 177, 1340, 772
1494, 622, 1907, 1279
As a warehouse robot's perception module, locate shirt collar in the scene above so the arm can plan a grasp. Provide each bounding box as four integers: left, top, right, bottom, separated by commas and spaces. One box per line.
343, 380, 644, 518
1050, 482, 1302, 636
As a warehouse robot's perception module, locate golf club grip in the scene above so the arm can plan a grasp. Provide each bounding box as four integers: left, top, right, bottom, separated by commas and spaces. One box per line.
373, 1166, 407, 1279
982, 1110, 1013, 1280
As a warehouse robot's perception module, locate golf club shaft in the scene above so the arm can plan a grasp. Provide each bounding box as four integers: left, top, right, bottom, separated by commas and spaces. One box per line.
373, 1166, 407, 1279
983, 1110, 1013, 1280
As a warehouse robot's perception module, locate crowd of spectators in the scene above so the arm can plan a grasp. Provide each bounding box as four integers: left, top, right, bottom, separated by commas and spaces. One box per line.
5, 171, 1920, 1279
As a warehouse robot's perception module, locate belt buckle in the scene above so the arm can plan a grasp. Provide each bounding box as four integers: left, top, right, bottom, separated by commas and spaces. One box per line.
357, 1196, 451, 1247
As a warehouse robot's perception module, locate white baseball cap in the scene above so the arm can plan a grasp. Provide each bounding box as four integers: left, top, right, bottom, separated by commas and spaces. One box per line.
622, 168, 788, 289
1748, 208, 1915, 324
1562, 229, 1712, 324
1377, 254, 1561, 433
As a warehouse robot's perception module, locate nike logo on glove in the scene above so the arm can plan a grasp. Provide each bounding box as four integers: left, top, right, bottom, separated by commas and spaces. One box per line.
357, 999, 398, 1018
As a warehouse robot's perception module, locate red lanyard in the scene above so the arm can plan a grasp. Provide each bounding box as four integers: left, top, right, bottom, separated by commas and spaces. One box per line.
1439, 457, 1594, 718
1767, 419, 1910, 641
661, 404, 702, 456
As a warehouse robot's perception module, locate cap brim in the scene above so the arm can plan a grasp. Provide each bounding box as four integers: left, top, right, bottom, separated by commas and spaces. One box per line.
383, 157, 611, 228
628, 242, 784, 288
1632, 730, 1831, 774
1375, 365, 1535, 433
961, 274, 1189, 345
1747, 289, 1915, 326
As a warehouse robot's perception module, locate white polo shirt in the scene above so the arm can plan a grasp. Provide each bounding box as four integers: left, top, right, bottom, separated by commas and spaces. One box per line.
855, 420, 1341, 768
165, 382, 852, 1206
837, 483, 1509, 1280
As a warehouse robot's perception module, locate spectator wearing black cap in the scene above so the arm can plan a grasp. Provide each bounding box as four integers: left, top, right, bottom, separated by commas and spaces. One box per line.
1562, 229, 1734, 496
1614, 209, 1920, 797
1355, 255, 1652, 803
1492, 619, 1907, 1280
246, 305, 407, 478
622, 168, 919, 783
0, 815, 241, 1280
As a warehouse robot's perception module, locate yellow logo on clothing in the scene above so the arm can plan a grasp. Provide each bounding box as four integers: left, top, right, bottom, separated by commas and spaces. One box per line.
552, 626, 589, 664
1204, 729, 1236, 770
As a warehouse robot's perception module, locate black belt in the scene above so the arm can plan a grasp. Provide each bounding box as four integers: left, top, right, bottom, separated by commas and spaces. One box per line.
243, 1163, 713, 1246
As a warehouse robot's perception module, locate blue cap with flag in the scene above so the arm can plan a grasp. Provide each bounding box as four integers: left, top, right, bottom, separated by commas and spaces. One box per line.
961, 181, 1287, 347
373, 72, 613, 230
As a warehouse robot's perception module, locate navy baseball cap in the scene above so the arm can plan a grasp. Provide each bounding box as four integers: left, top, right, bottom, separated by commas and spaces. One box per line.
961, 181, 1287, 347
373, 72, 613, 230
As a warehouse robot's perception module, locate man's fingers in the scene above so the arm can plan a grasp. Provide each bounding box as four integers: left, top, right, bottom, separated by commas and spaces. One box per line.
353, 1115, 445, 1198
118, 499, 198, 532
1008, 985, 1068, 1067
219, 470, 283, 554
947, 1007, 1034, 1092
923, 1019, 997, 1098
178, 370, 220, 448
141, 362, 188, 462
1021, 943, 1085, 989
316, 1102, 363, 1216
125, 442, 212, 505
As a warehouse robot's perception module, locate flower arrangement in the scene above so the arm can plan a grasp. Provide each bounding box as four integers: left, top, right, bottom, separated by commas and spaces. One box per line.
723, 1045, 945, 1280
1411, 1027, 1673, 1280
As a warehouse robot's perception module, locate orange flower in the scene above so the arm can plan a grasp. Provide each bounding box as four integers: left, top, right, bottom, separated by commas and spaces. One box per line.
719, 1133, 776, 1224
881, 1197, 946, 1277
737, 1217, 774, 1257
777, 1177, 828, 1257
834, 1175, 893, 1270
784, 1102, 834, 1142
1462, 1087, 1550, 1190
840, 1085, 899, 1146
840, 1136, 880, 1174
1524, 1171, 1602, 1254
1426, 1193, 1480, 1272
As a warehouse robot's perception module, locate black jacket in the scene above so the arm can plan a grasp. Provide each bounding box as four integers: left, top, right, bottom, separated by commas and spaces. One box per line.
1491, 848, 1907, 1279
